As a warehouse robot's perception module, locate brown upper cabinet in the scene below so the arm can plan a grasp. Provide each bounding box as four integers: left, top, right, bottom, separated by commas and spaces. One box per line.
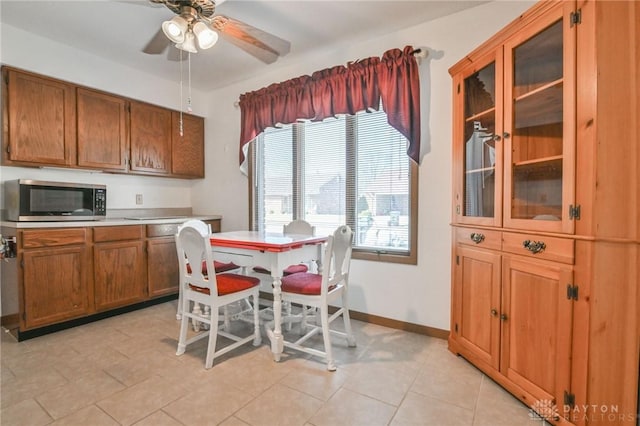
2, 69, 77, 166
172, 111, 205, 178
77, 87, 128, 171
130, 100, 172, 175
1, 66, 205, 178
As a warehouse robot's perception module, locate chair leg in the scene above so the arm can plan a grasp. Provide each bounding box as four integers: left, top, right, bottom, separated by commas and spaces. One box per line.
252, 293, 262, 346
300, 304, 308, 335
320, 305, 336, 371
176, 288, 183, 320
285, 301, 292, 332
205, 306, 219, 369
176, 305, 189, 356
192, 303, 202, 332
342, 293, 357, 347
223, 305, 231, 331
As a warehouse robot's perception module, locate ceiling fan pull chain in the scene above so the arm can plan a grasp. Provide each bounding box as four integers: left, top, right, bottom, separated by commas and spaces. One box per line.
187, 52, 193, 113
179, 48, 184, 137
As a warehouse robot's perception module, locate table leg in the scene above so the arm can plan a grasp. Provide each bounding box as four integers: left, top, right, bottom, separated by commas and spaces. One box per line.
270, 274, 284, 361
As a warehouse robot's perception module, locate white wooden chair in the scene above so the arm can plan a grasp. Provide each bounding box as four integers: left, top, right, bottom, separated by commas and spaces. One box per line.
175, 223, 261, 369
175, 220, 239, 321
279, 225, 356, 370
283, 219, 316, 238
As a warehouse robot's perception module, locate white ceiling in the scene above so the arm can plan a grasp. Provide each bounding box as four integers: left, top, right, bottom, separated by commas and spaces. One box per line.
1, 0, 487, 91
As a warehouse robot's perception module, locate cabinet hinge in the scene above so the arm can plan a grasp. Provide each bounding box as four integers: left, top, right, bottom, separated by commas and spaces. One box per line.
569, 204, 581, 220
3, 72, 8, 85
567, 284, 579, 301
570, 9, 582, 26
457, 83, 460, 94
564, 391, 576, 409
19, 259, 24, 268
6, 144, 11, 154
22, 311, 26, 321
454, 323, 458, 333
456, 255, 460, 265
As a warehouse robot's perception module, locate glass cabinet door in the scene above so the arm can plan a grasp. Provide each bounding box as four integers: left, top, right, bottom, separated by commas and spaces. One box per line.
455, 52, 503, 227
503, 6, 575, 233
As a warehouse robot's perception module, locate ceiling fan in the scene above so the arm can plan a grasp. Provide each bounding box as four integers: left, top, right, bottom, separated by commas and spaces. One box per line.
141, 0, 291, 64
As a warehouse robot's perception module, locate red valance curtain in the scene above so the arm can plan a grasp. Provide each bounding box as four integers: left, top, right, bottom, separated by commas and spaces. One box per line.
238, 45, 420, 166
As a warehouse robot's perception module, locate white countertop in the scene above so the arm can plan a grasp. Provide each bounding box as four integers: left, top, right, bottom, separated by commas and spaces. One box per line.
0, 215, 222, 228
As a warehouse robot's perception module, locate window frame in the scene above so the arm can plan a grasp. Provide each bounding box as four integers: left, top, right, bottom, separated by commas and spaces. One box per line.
248, 117, 418, 265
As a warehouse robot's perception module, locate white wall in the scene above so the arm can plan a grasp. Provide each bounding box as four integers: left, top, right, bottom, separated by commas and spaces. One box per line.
0, 24, 210, 210
0, 1, 535, 330
193, 1, 534, 331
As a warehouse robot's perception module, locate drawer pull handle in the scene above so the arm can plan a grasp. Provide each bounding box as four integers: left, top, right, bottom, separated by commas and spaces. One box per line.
470, 233, 485, 244
491, 309, 498, 317
523, 240, 546, 254
500, 313, 508, 321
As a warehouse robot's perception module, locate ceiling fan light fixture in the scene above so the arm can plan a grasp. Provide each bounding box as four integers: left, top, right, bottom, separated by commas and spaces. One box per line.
193, 21, 218, 50
162, 15, 188, 43
176, 31, 198, 54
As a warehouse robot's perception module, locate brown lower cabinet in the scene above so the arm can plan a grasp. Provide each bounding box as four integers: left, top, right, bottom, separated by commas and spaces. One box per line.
93, 226, 147, 311
9, 219, 221, 336
20, 228, 91, 330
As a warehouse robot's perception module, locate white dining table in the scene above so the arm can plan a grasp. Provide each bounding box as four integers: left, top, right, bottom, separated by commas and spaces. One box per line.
209, 230, 327, 361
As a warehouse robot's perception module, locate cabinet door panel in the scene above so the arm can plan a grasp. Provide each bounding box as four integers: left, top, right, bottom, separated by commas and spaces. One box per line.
454, 246, 501, 370
452, 50, 503, 227
94, 241, 146, 311
77, 88, 127, 170
147, 237, 179, 298
171, 112, 204, 178
501, 255, 572, 405
130, 101, 171, 174
22, 247, 89, 329
6, 70, 76, 166
503, 3, 576, 234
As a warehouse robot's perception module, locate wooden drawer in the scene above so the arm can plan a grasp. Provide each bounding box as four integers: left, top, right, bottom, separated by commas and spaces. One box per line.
455, 227, 502, 251
502, 231, 574, 264
147, 223, 179, 238
94, 226, 144, 243
147, 219, 221, 238
21, 228, 87, 249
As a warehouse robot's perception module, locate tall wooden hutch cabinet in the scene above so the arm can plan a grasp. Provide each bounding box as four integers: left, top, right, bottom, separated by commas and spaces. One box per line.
448, 1, 639, 424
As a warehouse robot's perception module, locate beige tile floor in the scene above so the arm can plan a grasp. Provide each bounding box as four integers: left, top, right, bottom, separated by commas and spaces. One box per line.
1, 301, 538, 425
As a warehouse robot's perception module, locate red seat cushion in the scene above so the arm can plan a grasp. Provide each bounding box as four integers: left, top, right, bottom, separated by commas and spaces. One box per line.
189, 273, 260, 296
252, 265, 270, 274
281, 272, 325, 295
253, 264, 309, 276
284, 264, 308, 275
213, 261, 239, 273
186, 260, 238, 275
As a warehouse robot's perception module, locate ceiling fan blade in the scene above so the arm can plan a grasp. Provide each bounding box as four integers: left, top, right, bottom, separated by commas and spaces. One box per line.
143, 28, 170, 54
212, 15, 291, 63
113, 0, 164, 8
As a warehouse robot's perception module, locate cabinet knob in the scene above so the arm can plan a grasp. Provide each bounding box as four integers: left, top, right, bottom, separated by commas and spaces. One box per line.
500, 313, 508, 321
491, 308, 498, 317
523, 240, 546, 254
492, 134, 501, 142
470, 233, 485, 244
503, 132, 511, 139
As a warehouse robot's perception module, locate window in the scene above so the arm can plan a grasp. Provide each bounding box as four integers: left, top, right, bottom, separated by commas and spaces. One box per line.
250, 107, 418, 264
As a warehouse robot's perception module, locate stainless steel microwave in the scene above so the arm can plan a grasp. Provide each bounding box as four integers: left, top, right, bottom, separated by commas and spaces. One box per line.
4, 179, 106, 221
